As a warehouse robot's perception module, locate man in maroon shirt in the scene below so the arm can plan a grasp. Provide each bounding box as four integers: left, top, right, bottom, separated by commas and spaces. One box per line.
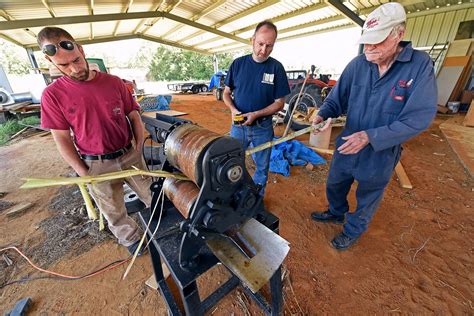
39, 27, 150, 256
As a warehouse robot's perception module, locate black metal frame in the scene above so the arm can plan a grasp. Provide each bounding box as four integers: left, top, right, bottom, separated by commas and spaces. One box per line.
138, 208, 283, 316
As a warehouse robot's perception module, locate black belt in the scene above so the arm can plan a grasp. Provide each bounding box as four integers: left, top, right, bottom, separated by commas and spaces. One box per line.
254, 116, 271, 123
81, 143, 132, 160
234, 115, 271, 126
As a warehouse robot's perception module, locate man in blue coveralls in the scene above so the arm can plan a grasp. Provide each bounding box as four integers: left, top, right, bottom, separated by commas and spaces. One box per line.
223, 20, 290, 195
311, 3, 437, 250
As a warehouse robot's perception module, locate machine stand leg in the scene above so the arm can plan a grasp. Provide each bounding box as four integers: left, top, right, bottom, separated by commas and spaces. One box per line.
179, 282, 202, 316
148, 242, 182, 315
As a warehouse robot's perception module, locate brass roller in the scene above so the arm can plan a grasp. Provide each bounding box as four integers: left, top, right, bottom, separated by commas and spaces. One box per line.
163, 177, 200, 219
164, 124, 220, 184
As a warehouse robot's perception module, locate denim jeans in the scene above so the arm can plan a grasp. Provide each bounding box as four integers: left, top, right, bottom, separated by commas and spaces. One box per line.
230, 117, 273, 195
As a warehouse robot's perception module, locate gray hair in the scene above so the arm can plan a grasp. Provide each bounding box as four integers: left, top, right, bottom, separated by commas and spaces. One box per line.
390, 22, 406, 38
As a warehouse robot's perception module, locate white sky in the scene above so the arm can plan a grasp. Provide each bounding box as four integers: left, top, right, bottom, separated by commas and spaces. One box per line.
272, 26, 361, 75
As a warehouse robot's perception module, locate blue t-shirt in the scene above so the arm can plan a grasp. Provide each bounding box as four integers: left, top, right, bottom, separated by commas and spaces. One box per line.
225, 54, 290, 113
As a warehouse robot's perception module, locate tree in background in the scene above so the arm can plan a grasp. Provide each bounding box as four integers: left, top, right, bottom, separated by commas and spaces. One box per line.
0, 39, 31, 75
147, 45, 238, 81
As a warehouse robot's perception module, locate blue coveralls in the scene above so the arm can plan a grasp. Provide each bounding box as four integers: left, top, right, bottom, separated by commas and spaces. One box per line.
225, 54, 290, 194
317, 42, 437, 238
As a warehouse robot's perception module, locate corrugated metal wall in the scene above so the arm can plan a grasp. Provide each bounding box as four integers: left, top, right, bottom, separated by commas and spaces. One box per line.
405, 6, 473, 47
404, 6, 473, 73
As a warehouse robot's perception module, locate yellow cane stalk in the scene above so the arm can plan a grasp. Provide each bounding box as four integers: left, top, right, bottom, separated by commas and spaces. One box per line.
77, 183, 98, 220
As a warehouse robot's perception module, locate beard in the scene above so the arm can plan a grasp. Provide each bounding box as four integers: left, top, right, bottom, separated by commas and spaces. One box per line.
60, 62, 90, 81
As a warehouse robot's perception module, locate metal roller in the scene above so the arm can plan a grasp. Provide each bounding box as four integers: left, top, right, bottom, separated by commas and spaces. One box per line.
164, 124, 220, 185
163, 177, 200, 219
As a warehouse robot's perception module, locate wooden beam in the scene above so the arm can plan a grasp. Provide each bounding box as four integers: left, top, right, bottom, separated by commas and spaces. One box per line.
462, 100, 474, 127
199, 16, 346, 50
162, 12, 249, 45
25, 34, 140, 50
209, 23, 355, 53
395, 162, 413, 189
159, 0, 227, 39
195, 2, 328, 47
132, 0, 164, 34
326, 0, 364, 26
41, 0, 57, 17
138, 0, 181, 35
0, 33, 24, 47
0, 11, 166, 31
113, 0, 134, 37
178, 0, 279, 43
306, 146, 413, 189
0, 9, 37, 40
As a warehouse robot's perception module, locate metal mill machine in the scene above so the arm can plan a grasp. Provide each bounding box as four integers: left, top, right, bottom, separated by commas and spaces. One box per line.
141, 114, 290, 316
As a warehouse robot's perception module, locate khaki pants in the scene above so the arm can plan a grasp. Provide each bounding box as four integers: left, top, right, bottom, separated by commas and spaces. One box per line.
84, 148, 152, 246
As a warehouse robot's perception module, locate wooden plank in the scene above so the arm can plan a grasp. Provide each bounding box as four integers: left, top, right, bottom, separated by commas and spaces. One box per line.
446, 39, 473, 57
143, 110, 188, 118
462, 100, 474, 127
307, 146, 334, 155
306, 145, 413, 189
395, 162, 413, 189
6, 202, 33, 217
437, 66, 465, 106
9, 127, 28, 140
439, 120, 474, 177
3, 101, 32, 111
442, 55, 471, 67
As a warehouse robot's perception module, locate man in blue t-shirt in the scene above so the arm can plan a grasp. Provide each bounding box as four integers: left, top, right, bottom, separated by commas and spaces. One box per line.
310, 3, 437, 250
223, 20, 290, 196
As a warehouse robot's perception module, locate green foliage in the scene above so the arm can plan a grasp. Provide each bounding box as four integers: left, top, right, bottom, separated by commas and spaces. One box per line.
147, 46, 236, 81
0, 39, 31, 75
0, 120, 21, 145
19, 116, 41, 126
0, 116, 41, 145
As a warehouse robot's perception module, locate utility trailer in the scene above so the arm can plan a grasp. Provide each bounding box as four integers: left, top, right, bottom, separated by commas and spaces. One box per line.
167, 81, 210, 94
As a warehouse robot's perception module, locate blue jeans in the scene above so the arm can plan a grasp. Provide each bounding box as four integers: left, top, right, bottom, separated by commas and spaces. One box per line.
230, 117, 273, 195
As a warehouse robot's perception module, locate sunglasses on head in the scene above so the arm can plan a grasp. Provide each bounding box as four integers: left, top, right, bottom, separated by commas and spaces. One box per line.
42, 40, 75, 56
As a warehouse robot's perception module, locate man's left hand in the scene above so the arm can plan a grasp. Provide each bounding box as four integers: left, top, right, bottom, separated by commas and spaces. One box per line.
242, 112, 258, 126
337, 131, 369, 154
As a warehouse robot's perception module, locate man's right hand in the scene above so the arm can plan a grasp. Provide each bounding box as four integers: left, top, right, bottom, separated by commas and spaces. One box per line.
231, 109, 241, 120
312, 116, 331, 134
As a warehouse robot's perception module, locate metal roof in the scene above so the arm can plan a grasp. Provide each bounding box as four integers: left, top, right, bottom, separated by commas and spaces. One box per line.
0, 0, 472, 54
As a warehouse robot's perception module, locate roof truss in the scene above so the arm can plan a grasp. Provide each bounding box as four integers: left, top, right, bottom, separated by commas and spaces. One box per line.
0, 1, 470, 54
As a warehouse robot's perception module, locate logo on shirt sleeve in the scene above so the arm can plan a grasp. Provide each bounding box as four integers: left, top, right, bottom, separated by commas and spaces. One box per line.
261, 73, 275, 85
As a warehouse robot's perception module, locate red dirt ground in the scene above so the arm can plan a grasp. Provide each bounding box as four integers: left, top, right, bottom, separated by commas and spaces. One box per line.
1, 94, 472, 315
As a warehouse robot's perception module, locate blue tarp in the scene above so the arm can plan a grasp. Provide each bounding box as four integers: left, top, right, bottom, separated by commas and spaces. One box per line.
209, 70, 227, 90
139, 95, 172, 112
267, 138, 326, 177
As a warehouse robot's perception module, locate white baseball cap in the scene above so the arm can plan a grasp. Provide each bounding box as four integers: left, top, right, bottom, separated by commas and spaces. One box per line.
358, 2, 407, 45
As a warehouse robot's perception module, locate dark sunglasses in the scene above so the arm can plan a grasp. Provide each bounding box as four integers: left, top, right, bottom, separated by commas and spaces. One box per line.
42, 40, 75, 56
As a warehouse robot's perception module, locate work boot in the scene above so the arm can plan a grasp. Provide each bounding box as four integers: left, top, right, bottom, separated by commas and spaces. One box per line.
311, 210, 344, 224
127, 241, 147, 257
331, 232, 359, 250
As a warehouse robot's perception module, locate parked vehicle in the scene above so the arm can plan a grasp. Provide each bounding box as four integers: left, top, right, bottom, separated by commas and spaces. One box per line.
286, 69, 307, 90
209, 71, 227, 101
284, 65, 337, 131
167, 81, 209, 94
